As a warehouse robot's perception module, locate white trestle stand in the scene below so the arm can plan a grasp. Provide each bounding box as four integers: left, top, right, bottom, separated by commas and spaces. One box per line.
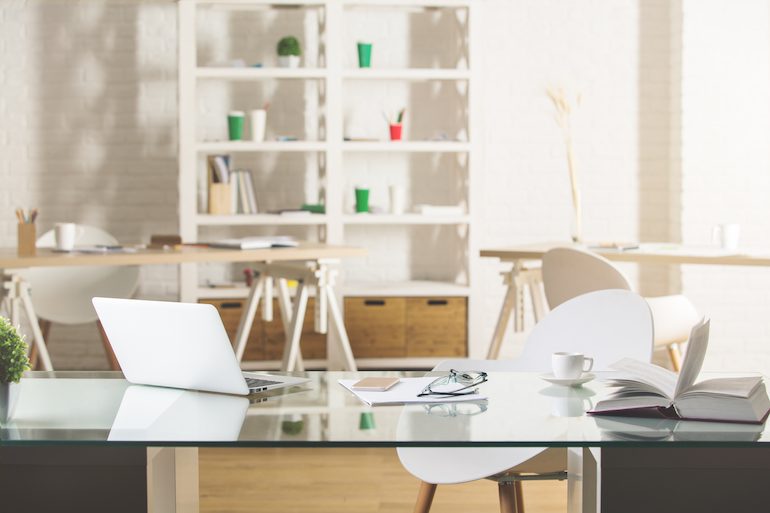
233, 259, 357, 372
486, 261, 547, 359
0, 271, 54, 371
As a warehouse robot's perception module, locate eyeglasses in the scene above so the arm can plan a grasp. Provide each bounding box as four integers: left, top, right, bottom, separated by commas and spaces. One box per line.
424, 401, 488, 417
417, 369, 488, 397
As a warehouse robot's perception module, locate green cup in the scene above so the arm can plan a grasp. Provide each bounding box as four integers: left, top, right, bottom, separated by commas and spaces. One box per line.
357, 42, 372, 68
228, 111, 245, 141
359, 412, 375, 431
355, 186, 369, 213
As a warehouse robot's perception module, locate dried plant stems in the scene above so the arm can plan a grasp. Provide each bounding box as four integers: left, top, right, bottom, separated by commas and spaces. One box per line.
547, 87, 582, 243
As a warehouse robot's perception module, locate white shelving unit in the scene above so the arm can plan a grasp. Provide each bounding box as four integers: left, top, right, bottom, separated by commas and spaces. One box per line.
178, 0, 479, 365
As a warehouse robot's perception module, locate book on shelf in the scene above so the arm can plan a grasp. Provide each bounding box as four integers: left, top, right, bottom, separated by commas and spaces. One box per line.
590, 318, 770, 424
207, 155, 231, 184
224, 169, 259, 215
208, 236, 298, 250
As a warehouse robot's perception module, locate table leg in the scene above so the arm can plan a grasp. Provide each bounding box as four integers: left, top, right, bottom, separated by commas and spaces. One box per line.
234, 275, 265, 362
567, 447, 599, 513
3, 273, 54, 371
282, 281, 309, 371
324, 283, 357, 371
147, 447, 199, 513
487, 280, 517, 359
277, 277, 304, 370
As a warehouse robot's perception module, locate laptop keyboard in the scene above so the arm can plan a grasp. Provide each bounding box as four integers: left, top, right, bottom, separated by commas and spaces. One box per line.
245, 377, 281, 390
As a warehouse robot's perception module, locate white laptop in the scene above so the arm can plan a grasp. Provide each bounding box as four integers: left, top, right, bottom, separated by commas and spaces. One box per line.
92, 297, 310, 395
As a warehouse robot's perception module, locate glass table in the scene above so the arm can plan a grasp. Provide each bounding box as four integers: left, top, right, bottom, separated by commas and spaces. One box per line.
2, 371, 769, 513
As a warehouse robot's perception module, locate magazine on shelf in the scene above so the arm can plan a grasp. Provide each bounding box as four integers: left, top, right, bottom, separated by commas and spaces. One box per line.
208, 236, 298, 250
589, 318, 770, 424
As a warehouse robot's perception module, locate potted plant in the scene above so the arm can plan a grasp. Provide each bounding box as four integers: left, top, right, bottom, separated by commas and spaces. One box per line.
0, 317, 30, 424
277, 36, 301, 68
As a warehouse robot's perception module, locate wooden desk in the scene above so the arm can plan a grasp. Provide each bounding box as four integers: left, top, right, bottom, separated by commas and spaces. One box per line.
0, 243, 366, 372
480, 241, 770, 358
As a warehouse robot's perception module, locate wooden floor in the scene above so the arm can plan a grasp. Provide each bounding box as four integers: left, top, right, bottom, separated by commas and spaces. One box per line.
200, 448, 567, 513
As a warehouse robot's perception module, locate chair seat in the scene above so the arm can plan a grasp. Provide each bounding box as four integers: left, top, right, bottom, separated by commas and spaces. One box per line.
397, 447, 565, 485
646, 294, 700, 347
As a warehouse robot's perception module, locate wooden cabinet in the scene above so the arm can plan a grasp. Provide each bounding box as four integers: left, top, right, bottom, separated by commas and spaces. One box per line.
406, 298, 466, 357
201, 298, 326, 361
345, 296, 466, 358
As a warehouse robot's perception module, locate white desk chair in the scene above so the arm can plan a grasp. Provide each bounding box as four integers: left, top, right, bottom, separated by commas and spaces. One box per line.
24, 226, 139, 369
397, 289, 653, 513
543, 247, 699, 371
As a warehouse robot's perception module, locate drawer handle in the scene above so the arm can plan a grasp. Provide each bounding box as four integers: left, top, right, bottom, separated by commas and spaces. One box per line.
220, 302, 243, 309
427, 299, 448, 306
364, 300, 386, 306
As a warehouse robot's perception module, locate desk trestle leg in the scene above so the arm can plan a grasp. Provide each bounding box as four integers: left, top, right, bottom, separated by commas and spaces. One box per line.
1, 272, 53, 371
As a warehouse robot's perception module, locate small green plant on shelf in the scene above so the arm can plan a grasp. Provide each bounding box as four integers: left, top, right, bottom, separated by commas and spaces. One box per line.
0, 317, 30, 384
277, 36, 301, 68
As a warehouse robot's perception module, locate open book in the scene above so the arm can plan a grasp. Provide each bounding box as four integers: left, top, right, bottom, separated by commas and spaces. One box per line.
590, 318, 770, 424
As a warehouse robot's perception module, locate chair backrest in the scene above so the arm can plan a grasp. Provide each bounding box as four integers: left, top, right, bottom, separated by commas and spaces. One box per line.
22, 225, 139, 324
435, 289, 654, 373
542, 247, 632, 309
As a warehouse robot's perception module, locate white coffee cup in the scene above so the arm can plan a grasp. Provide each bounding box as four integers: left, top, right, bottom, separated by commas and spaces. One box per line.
389, 185, 405, 214
713, 223, 740, 251
54, 223, 83, 251
250, 109, 267, 142
551, 352, 594, 379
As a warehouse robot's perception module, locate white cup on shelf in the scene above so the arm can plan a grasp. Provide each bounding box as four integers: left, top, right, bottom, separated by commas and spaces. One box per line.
551, 352, 594, 379
713, 223, 740, 251
389, 185, 405, 215
250, 109, 267, 142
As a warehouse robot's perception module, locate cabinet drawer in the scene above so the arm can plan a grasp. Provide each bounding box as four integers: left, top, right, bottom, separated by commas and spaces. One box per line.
406, 297, 467, 357
345, 297, 407, 358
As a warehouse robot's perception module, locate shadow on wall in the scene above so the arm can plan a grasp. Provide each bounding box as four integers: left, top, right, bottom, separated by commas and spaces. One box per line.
33, 2, 178, 244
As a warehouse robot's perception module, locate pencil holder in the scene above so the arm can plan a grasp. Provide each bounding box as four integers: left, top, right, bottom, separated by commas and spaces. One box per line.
208, 183, 232, 215
17, 223, 36, 257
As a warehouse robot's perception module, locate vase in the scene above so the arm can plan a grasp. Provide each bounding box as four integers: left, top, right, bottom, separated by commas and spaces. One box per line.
0, 382, 20, 424
277, 55, 300, 68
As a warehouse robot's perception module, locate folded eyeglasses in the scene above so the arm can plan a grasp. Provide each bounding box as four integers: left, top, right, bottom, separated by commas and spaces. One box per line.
417, 369, 488, 397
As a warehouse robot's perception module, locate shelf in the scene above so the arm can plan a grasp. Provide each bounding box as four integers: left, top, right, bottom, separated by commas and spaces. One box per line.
343, 214, 469, 225
197, 141, 327, 152
195, 214, 328, 226
197, 67, 328, 80
342, 141, 470, 152
342, 68, 469, 81
344, 280, 470, 297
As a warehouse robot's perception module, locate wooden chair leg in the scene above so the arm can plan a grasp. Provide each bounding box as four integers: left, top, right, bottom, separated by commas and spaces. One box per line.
498, 480, 519, 513
413, 481, 437, 513
97, 321, 121, 371
29, 320, 52, 370
667, 343, 683, 372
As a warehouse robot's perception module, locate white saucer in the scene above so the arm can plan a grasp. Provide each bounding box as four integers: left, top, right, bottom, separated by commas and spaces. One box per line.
540, 372, 595, 387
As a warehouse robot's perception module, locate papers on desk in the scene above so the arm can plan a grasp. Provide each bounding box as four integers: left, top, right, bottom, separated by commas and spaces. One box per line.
208, 236, 298, 250
339, 377, 488, 406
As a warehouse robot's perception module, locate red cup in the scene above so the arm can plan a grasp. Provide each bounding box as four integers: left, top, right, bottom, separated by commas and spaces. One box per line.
389, 124, 403, 141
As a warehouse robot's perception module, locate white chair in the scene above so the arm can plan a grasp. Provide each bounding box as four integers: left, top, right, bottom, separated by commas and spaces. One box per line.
23, 226, 139, 369
542, 247, 699, 371
398, 289, 654, 513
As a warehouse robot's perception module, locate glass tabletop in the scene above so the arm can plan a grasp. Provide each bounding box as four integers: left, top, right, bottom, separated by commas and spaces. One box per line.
2, 371, 768, 447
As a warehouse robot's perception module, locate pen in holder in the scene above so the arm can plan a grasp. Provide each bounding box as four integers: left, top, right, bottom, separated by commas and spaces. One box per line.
16, 208, 37, 256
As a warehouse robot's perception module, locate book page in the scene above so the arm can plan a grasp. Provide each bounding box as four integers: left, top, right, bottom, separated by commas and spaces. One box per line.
610, 358, 678, 399
674, 318, 710, 398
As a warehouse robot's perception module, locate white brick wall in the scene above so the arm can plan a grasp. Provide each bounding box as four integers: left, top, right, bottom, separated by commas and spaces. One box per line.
3, 0, 766, 372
